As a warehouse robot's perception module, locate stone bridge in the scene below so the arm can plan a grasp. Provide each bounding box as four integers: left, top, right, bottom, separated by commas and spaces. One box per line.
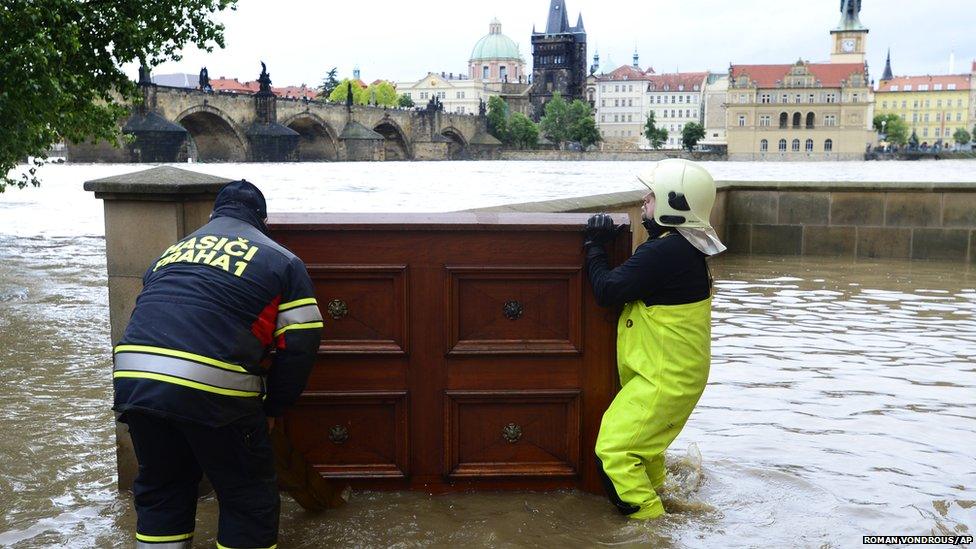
69, 83, 501, 163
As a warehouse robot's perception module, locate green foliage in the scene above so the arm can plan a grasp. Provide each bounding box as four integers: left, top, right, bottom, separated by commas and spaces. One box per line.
486, 96, 509, 142
366, 81, 398, 107
328, 79, 368, 105
566, 100, 601, 148
954, 128, 972, 145
643, 111, 668, 149
318, 67, 339, 99
507, 113, 539, 149
681, 122, 706, 151
872, 113, 909, 145
0, 0, 237, 192
539, 92, 570, 145
397, 94, 415, 108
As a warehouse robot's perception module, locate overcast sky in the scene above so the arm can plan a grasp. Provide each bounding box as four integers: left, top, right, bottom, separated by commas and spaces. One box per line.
139, 0, 976, 86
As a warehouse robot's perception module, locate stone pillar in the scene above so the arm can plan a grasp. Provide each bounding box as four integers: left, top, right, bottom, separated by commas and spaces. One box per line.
84, 166, 231, 490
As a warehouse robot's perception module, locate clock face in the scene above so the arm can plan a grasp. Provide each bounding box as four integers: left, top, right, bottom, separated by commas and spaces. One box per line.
842, 39, 856, 53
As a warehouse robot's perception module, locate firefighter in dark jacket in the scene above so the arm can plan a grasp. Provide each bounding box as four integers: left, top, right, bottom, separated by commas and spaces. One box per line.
584, 159, 725, 520
113, 180, 323, 549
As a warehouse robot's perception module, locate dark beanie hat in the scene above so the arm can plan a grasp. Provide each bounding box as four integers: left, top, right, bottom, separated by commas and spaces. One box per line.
214, 179, 267, 220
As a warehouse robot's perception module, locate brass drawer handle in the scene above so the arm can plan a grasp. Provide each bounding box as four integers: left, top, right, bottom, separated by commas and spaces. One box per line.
329, 425, 349, 444
502, 423, 522, 443
503, 300, 523, 320
327, 299, 348, 320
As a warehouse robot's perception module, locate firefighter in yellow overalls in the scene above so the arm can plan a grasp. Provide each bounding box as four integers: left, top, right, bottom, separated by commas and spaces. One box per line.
583, 159, 726, 519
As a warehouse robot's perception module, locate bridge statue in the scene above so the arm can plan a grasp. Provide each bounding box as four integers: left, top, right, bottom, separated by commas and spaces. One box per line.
198, 67, 212, 92
258, 61, 272, 94
840, 0, 861, 17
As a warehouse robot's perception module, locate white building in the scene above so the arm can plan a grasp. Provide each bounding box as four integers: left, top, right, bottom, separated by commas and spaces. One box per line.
702, 73, 729, 147
645, 72, 708, 149
587, 57, 655, 149
395, 72, 485, 114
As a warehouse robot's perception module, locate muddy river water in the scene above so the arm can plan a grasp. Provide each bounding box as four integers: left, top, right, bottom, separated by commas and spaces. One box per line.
1, 162, 974, 547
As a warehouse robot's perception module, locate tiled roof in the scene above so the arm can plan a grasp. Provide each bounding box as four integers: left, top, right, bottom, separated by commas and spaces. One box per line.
877, 74, 971, 92
647, 72, 707, 92
208, 78, 317, 99
730, 63, 864, 88
596, 65, 653, 81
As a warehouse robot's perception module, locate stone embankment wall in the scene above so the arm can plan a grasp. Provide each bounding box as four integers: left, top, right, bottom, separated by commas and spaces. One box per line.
471, 150, 728, 162
472, 181, 976, 262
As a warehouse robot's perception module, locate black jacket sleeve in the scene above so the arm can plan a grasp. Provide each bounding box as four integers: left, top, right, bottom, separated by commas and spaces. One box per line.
264, 257, 323, 417
586, 242, 669, 308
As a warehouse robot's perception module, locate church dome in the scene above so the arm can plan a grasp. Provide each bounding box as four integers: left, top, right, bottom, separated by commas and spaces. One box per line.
470, 19, 522, 61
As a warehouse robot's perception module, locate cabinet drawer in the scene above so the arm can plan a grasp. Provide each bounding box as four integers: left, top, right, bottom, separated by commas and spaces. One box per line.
444, 390, 580, 479
446, 267, 582, 355
307, 265, 408, 355
286, 391, 408, 479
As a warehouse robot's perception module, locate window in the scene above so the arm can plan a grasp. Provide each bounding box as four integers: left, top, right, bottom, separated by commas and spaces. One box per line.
958, 99, 963, 107
628, 85, 633, 92
778, 139, 787, 152
824, 139, 833, 152
890, 85, 899, 91
936, 113, 942, 121
686, 95, 692, 103
923, 128, 929, 137
614, 99, 620, 107
795, 94, 801, 104
483, 66, 489, 79
760, 115, 771, 126
686, 110, 691, 118
925, 100, 930, 108
806, 112, 815, 128
824, 115, 836, 126
901, 100, 906, 108
499, 66, 507, 81
601, 99, 606, 107
919, 84, 929, 91
805, 139, 813, 152
627, 114, 632, 122
904, 85, 912, 91
781, 93, 788, 103
938, 99, 944, 107
761, 93, 771, 103
738, 114, 746, 126
792, 112, 801, 128
913, 100, 919, 108
739, 94, 746, 103
779, 112, 788, 128
628, 99, 633, 107
671, 109, 676, 117
882, 101, 888, 108
615, 85, 620, 92
600, 114, 605, 122
601, 85, 607, 92
935, 128, 941, 137
913, 113, 919, 122
792, 139, 800, 152
760, 139, 769, 151
679, 95, 684, 103
924, 113, 929, 122
934, 84, 943, 91
809, 93, 815, 103
852, 93, 859, 103
825, 93, 837, 103
948, 84, 957, 90
614, 115, 619, 122
958, 113, 963, 121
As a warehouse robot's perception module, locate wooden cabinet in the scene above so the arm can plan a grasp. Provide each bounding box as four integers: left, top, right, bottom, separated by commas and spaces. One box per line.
269, 213, 630, 494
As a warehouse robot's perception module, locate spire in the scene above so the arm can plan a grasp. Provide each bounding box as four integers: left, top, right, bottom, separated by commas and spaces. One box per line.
545, 0, 570, 34
575, 13, 584, 32
633, 48, 639, 69
881, 48, 893, 81
836, 0, 865, 31
489, 18, 501, 35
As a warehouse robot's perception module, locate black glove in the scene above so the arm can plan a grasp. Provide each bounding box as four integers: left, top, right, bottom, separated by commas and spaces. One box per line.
584, 213, 616, 248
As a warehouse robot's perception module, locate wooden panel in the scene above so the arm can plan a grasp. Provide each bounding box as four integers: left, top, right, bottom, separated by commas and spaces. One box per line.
285, 391, 408, 479
444, 390, 580, 479
446, 266, 582, 356
307, 265, 408, 355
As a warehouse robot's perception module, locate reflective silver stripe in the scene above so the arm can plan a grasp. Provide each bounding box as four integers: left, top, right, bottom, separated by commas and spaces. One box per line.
276, 304, 323, 330
115, 352, 263, 394
136, 541, 192, 549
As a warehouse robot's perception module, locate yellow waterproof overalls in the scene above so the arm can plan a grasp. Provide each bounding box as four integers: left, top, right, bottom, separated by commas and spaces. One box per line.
595, 296, 711, 519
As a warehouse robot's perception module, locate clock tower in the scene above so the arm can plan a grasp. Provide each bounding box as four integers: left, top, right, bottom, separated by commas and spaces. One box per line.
830, 0, 868, 64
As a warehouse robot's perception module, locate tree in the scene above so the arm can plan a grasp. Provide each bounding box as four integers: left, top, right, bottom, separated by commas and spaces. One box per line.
318, 67, 339, 99
567, 100, 601, 148
0, 0, 237, 192
507, 113, 539, 149
954, 128, 972, 146
366, 81, 398, 107
681, 122, 706, 151
327, 79, 368, 105
873, 113, 909, 145
539, 92, 571, 146
486, 96, 509, 142
643, 111, 668, 149
397, 94, 415, 108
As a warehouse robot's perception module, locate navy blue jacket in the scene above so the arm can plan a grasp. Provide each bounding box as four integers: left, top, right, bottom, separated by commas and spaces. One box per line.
113, 200, 322, 427
586, 229, 711, 308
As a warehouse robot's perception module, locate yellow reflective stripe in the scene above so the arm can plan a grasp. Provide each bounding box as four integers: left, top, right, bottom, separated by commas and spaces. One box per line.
114, 371, 261, 398
279, 297, 317, 311
114, 345, 248, 374
136, 532, 194, 542
217, 543, 277, 549
273, 321, 324, 338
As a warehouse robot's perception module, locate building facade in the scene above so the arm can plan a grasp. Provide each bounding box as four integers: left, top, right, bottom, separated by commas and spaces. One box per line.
529, 0, 587, 119
588, 63, 653, 149
875, 72, 972, 147
646, 72, 708, 149
701, 73, 729, 147
395, 73, 485, 114
726, 1, 874, 160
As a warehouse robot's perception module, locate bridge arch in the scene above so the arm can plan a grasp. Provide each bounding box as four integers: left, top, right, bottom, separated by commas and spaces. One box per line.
175, 105, 249, 162
281, 112, 339, 161
373, 118, 412, 160
440, 126, 467, 160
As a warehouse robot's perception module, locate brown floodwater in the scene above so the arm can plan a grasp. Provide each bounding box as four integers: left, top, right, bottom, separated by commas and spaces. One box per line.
0, 232, 974, 547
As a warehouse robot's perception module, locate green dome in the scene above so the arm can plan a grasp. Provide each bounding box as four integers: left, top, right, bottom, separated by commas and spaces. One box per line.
470, 20, 521, 61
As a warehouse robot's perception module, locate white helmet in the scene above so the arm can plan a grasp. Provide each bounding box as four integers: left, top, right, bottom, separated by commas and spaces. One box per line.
637, 159, 716, 230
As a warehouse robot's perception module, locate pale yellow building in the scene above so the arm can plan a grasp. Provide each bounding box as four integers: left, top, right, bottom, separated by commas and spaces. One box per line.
875, 64, 973, 147
726, 0, 874, 160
